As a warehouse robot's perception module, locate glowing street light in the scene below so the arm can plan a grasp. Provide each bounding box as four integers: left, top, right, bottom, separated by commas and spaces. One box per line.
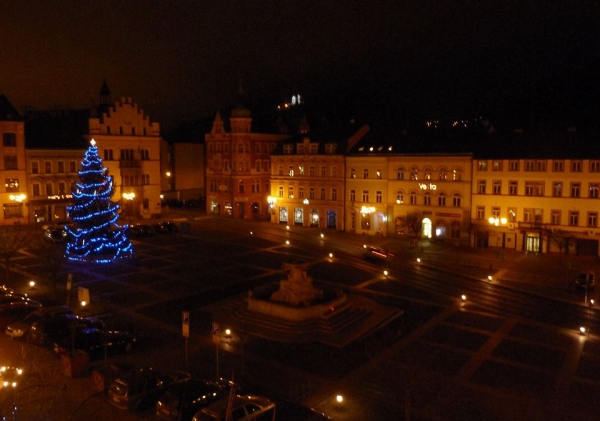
123, 192, 136, 224
488, 216, 507, 226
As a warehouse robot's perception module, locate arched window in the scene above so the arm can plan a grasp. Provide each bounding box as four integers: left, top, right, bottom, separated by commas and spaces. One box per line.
438, 192, 446, 207
410, 190, 418, 205
423, 192, 431, 205
424, 167, 432, 180
453, 193, 461, 207
439, 167, 447, 180
397, 167, 404, 180
396, 190, 404, 204
453, 169, 462, 181
410, 167, 419, 180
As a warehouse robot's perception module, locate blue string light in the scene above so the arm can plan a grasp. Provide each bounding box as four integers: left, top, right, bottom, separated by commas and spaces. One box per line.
65, 140, 133, 263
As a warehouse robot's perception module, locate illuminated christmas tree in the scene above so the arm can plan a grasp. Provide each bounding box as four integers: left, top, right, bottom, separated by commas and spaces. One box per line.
65, 139, 133, 263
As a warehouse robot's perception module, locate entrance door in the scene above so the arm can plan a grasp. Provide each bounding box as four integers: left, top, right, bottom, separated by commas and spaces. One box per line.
422, 218, 432, 238
327, 210, 337, 229
525, 235, 540, 252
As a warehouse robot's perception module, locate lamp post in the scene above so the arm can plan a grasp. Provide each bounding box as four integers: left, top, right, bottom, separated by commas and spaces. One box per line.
267, 196, 277, 223
123, 192, 135, 225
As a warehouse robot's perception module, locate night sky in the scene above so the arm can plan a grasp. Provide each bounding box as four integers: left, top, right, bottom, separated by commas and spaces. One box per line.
1, 1, 598, 131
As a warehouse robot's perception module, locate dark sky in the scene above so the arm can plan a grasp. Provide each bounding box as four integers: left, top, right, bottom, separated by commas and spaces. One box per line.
1, 1, 598, 131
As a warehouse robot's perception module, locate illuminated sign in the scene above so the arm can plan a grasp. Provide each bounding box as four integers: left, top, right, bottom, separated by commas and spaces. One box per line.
418, 183, 437, 190
47, 194, 73, 200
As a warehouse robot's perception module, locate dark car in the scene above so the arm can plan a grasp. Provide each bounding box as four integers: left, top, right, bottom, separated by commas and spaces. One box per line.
363, 245, 393, 262
155, 378, 235, 421
28, 313, 104, 347
129, 224, 156, 236
575, 272, 595, 291
0, 293, 35, 307
52, 327, 136, 360
274, 401, 333, 420
0, 302, 43, 331
157, 221, 178, 233
44, 227, 68, 243
5, 305, 73, 340
108, 367, 191, 411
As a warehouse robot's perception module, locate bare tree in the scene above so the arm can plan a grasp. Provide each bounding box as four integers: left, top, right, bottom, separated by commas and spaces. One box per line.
31, 236, 66, 293
404, 211, 424, 237
545, 228, 575, 256
0, 224, 36, 283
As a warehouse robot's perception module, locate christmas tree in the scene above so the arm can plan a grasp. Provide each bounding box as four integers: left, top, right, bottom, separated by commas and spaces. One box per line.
65, 139, 133, 263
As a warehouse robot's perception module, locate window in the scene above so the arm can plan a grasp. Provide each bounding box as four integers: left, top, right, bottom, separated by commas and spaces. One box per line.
5, 179, 19, 192
350, 168, 356, 179
477, 180, 486, 194
255, 160, 261, 171
3, 133, 16, 147
509, 181, 518, 195
590, 161, 600, 173
492, 180, 501, 194
491, 206, 500, 218
57, 161, 65, 173
325, 144, 337, 154
524, 160, 535, 171
524, 208, 533, 222
3, 203, 22, 219
439, 168, 447, 180
424, 169, 431, 180
423, 192, 431, 205
571, 161, 582, 172
289, 166, 294, 177
476, 206, 485, 219
299, 187, 304, 199
104, 149, 114, 160
508, 208, 517, 222
535, 182, 544, 196
238, 181, 244, 194
551, 210, 561, 225
297, 144, 304, 154
376, 169, 382, 179
140, 149, 149, 160
4, 156, 18, 170
310, 187, 315, 200
309, 166, 315, 177
332, 188, 338, 201
362, 190, 369, 202
569, 211, 579, 226
492, 160, 503, 171
553, 160, 564, 172
363, 169, 369, 179
58, 182, 66, 194
410, 191, 417, 205
553, 182, 563, 197
452, 169, 462, 181
331, 166, 338, 177
525, 182, 544, 196
70, 161, 77, 173
46, 183, 53, 195
478, 160, 487, 171
571, 183, 581, 197
590, 183, 599, 199
536, 160, 546, 171
44, 161, 51, 173
438, 192, 446, 206
397, 167, 404, 180
350, 189, 355, 202
255, 143, 261, 153
278, 165, 283, 176
452, 193, 461, 207
396, 190, 404, 204
120, 149, 134, 160
376, 191, 382, 203
588, 212, 598, 227
320, 166, 326, 177
253, 179, 260, 193
320, 188, 326, 200
509, 160, 519, 171
410, 167, 418, 180
278, 186, 284, 198
33, 184, 41, 196
283, 145, 293, 154
288, 186, 294, 198
298, 165, 304, 175
31, 161, 39, 174
310, 144, 318, 154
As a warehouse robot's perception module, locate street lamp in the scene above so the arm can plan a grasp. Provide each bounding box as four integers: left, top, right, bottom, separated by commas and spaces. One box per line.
267, 196, 277, 222
488, 216, 507, 226
123, 192, 135, 225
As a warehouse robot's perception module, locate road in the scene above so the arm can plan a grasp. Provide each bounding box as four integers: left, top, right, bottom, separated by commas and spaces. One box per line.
1, 217, 599, 421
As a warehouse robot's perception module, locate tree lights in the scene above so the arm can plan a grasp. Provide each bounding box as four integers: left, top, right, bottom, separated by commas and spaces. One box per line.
65, 139, 133, 263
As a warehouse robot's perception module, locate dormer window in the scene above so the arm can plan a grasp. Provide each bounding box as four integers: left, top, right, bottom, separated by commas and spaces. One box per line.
283, 145, 293, 154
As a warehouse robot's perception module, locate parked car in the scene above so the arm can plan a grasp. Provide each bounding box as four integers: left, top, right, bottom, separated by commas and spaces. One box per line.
0, 301, 43, 331
155, 378, 236, 421
575, 272, 595, 290
157, 221, 178, 233
0, 293, 33, 306
129, 224, 156, 236
28, 313, 104, 346
274, 401, 333, 420
192, 394, 275, 421
52, 327, 136, 360
363, 245, 393, 262
0, 284, 14, 295
107, 367, 191, 411
44, 227, 68, 243
5, 305, 72, 340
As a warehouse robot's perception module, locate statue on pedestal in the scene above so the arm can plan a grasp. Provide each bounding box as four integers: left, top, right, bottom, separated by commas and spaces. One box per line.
270, 261, 323, 306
